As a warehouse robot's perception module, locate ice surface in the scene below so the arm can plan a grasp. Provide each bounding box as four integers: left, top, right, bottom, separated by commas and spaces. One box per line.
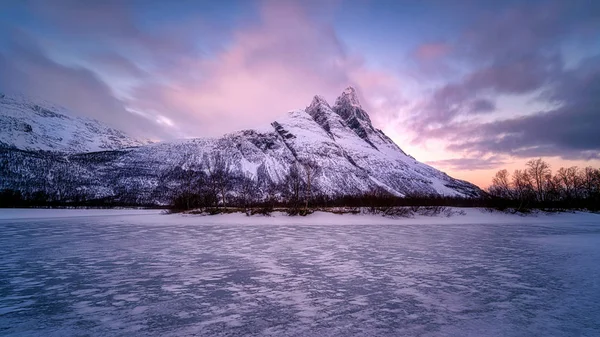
1, 209, 599, 336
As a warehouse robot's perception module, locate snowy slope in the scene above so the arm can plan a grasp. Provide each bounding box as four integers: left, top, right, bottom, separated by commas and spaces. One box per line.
0, 93, 150, 152
0, 87, 482, 203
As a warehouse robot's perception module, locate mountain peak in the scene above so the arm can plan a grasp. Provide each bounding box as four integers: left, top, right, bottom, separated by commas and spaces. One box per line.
343, 86, 357, 95
1, 90, 483, 204
308, 95, 331, 111
335, 86, 361, 108
333, 86, 371, 125
306, 95, 336, 139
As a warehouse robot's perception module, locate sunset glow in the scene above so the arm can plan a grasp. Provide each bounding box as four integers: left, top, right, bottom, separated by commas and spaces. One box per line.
1, 0, 599, 187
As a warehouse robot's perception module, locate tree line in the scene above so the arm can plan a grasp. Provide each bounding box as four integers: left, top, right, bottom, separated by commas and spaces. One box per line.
169, 153, 322, 215
168, 156, 600, 214
167, 153, 489, 215
2, 148, 599, 214
487, 158, 600, 212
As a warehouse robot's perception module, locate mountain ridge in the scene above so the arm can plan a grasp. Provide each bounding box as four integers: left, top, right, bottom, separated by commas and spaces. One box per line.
0, 92, 151, 153
0, 87, 482, 205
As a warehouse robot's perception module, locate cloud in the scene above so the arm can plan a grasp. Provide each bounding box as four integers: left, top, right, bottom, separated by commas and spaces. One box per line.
3, 0, 404, 139
24, 0, 198, 64
0, 30, 170, 139
414, 43, 450, 61
4, 0, 597, 173
426, 156, 508, 171
407, 42, 457, 80
1, 0, 405, 139
470, 99, 495, 113
407, 0, 600, 163
126, 0, 404, 137
89, 52, 148, 79
447, 58, 600, 160
411, 53, 562, 137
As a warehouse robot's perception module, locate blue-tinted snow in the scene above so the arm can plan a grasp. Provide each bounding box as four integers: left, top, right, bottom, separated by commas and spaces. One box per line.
1, 210, 599, 336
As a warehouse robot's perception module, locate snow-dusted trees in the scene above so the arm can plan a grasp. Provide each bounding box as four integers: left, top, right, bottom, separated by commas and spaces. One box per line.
180, 157, 203, 209
280, 159, 322, 210
168, 151, 212, 210
171, 152, 237, 210
278, 160, 322, 213
282, 162, 305, 209
48, 162, 71, 202
238, 173, 259, 210
205, 152, 233, 208
301, 159, 320, 210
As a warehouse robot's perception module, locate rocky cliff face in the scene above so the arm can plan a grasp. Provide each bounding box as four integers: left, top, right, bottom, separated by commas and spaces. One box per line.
0, 88, 482, 204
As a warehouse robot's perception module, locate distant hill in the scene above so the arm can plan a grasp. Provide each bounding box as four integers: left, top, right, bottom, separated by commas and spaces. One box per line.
0, 93, 151, 153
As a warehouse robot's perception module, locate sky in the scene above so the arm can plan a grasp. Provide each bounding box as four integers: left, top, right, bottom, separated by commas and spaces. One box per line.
0, 0, 599, 188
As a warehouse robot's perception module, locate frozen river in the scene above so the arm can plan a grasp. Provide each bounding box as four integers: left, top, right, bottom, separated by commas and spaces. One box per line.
1, 209, 600, 336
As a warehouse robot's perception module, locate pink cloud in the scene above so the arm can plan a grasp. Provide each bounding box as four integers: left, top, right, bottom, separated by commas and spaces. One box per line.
414, 43, 450, 61
404, 42, 456, 81
127, 1, 405, 138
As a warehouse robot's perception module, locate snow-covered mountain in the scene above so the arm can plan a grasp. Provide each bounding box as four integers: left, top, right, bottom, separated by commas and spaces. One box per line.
0, 88, 481, 204
0, 93, 150, 152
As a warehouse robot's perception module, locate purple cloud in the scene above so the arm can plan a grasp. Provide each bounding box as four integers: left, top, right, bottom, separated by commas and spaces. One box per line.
1, 0, 407, 139
450, 58, 600, 159
426, 156, 508, 171
1, 0, 598, 171
469, 99, 495, 113
408, 0, 600, 163
89, 53, 149, 79
0, 31, 170, 139
123, 1, 405, 137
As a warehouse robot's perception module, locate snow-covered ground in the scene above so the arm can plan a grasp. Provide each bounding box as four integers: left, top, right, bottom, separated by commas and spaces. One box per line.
1, 207, 598, 225
1, 209, 599, 336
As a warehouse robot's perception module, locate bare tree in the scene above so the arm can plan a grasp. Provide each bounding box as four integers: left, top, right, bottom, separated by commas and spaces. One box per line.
526, 158, 551, 202
301, 159, 320, 210
48, 162, 71, 202
487, 162, 600, 211
239, 173, 258, 211
543, 173, 561, 202
257, 174, 277, 208
182, 167, 195, 209
282, 162, 304, 209
580, 167, 600, 199
512, 169, 534, 209
205, 152, 232, 208
489, 169, 511, 199
557, 166, 581, 200
172, 150, 207, 210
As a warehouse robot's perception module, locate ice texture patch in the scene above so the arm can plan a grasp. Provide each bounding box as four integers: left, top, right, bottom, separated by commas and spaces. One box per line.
1, 209, 600, 336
